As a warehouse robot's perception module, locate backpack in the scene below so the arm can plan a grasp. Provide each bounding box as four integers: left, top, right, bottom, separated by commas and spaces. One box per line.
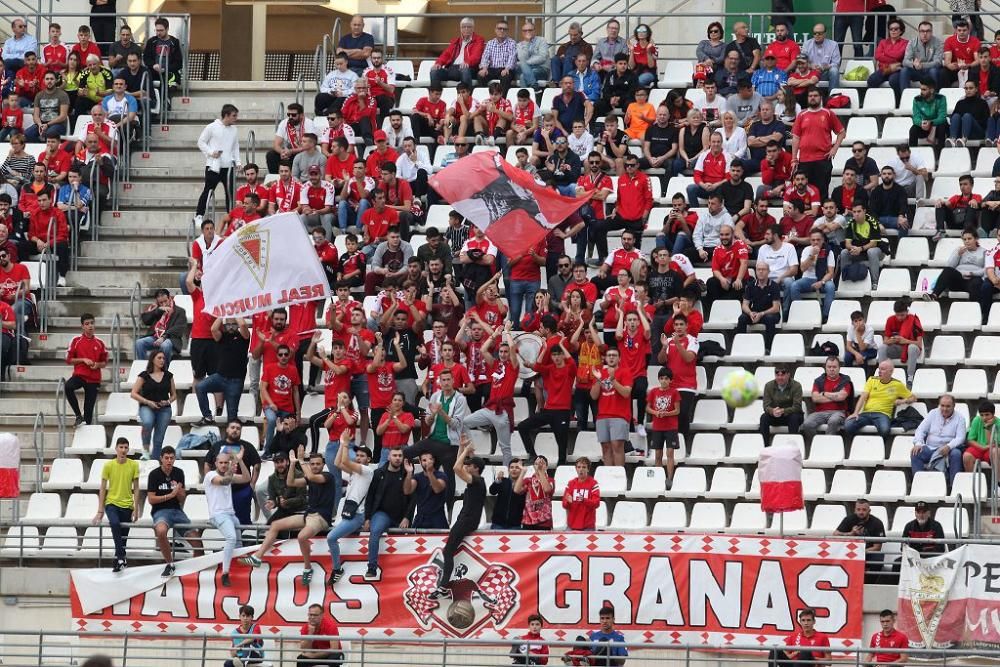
892, 406, 924, 432
841, 262, 869, 282
810, 341, 840, 357
826, 93, 851, 109
698, 339, 726, 360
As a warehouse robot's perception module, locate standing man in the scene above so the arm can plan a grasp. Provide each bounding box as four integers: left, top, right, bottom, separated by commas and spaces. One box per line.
432, 436, 486, 597
203, 451, 251, 589
338, 15, 375, 74
195, 104, 240, 223
802, 356, 853, 439
65, 312, 108, 426
92, 437, 139, 572
790, 87, 846, 199
591, 347, 632, 467
517, 340, 576, 464
562, 457, 600, 530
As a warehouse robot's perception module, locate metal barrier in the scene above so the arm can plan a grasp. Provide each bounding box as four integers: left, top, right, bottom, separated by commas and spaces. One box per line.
36, 221, 57, 335
109, 312, 122, 393
245, 129, 256, 167
55, 377, 66, 457
138, 70, 151, 155
127, 281, 142, 347
314, 33, 332, 92
294, 73, 306, 109
274, 101, 285, 131
87, 153, 103, 243
110, 133, 122, 213
12, 280, 28, 365
30, 411, 43, 492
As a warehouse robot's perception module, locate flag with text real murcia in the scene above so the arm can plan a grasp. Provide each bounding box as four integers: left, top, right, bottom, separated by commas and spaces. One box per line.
429, 151, 587, 257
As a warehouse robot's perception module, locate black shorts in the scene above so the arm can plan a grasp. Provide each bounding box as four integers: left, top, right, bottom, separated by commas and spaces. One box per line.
648, 430, 679, 451
189, 338, 217, 379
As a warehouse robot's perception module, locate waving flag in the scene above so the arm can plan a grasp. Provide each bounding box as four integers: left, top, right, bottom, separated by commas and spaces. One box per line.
758, 445, 804, 513
429, 151, 587, 257
0, 433, 20, 498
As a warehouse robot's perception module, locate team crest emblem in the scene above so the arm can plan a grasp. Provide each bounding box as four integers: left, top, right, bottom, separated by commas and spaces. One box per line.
404, 548, 519, 637
234, 225, 270, 288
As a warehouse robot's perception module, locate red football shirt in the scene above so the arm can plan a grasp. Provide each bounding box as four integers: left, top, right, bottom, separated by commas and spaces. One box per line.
870, 629, 909, 663
617, 328, 649, 381
791, 108, 844, 163
189, 287, 216, 340
596, 366, 634, 421
0, 263, 29, 304
710, 240, 750, 280
665, 334, 699, 392
647, 386, 681, 430
322, 361, 352, 407
536, 359, 576, 410
262, 362, 301, 413
366, 361, 398, 409
66, 333, 108, 383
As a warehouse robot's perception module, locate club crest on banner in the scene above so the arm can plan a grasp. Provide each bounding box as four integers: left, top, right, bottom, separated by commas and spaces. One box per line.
234, 225, 271, 288
403, 547, 519, 638
900, 557, 951, 648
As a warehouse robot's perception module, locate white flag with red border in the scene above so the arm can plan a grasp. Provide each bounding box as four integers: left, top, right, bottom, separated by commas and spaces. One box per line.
0, 432, 20, 498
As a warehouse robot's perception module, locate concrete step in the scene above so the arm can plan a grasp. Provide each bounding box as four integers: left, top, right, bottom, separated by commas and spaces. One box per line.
143, 122, 274, 144
100, 209, 193, 229
12, 364, 117, 383
116, 196, 199, 209
75, 256, 188, 269
174, 91, 295, 117
65, 269, 183, 289
96, 225, 190, 239
131, 149, 206, 171
28, 331, 134, 351
120, 181, 202, 198
79, 240, 188, 258
40, 298, 134, 319
0, 395, 68, 416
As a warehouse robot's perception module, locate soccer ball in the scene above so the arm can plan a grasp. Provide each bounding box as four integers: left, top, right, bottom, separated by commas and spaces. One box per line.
721, 370, 758, 408
446, 600, 476, 628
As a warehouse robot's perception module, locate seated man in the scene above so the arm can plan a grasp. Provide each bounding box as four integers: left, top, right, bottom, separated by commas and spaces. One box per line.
845, 359, 916, 439
297, 604, 344, 667
802, 356, 853, 438
787, 229, 837, 323
910, 394, 967, 488
963, 400, 998, 473
876, 298, 923, 387
735, 260, 781, 352
256, 451, 306, 522
759, 363, 803, 438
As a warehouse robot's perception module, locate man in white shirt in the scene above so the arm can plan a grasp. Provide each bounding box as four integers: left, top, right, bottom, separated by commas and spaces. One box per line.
787, 228, 837, 321
885, 144, 928, 199
844, 309, 877, 369
195, 103, 240, 222
381, 110, 414, 150
756, 224, 798, 312
266, 102, 317, 175
203, 449, 251, 587
395, 137, 431, 197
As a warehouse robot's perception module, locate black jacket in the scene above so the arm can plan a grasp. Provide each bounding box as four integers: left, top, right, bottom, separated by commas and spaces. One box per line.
139, 303, 187, 350
143, 35, 183, 76
868, 183, 909, 218
364, 464, 409, 523
489, 477, 526, 528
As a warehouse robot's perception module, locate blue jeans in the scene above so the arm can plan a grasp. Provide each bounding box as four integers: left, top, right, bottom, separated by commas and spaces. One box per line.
327, 513, 365, 570
324, 439, 355, 511
209, 512, 242, 574
820, 67, 841, 91
134, 336, 175, 365
138, 404, 171, 459
549, 55, 575, 82
555, 184, 576, 197
911, 444, 964, 487
518, 64, 549, 88
844, 348, 878, 367
686, 183, 713, 205
337, 199, 370, 232
508, 279, 539, 330
989, 116, 1000, 142
24, 121, 66, 142
637, 72, 656, 87
430, 65, 474, 88
949, 112, 984, 140
196, 373, 243, 422
105, 503, 133, 561
844, 411, 892, 438
263, 406, 293, 455
900, 66, 941, 92
366, 510, 398, 569
879, 214, 908, 238
866, 70, 903, 101
12, 297, 32, 323
787, 276, 836, 320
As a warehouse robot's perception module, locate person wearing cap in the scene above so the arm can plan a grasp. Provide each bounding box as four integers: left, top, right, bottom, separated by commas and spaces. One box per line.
298, 165, 336, 237
759, 362, 803, 439
364, 130, 399, 179
910, 394, 966, 488
431, 435, 487, 598
801, 23, 842, 90
901, 502, 946, 555
751, 53, 788, 102
258, 450, 306, 523
787, 55, 821, 108
763, 23, 800, 72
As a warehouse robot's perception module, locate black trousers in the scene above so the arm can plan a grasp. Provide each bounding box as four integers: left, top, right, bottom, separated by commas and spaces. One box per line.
796, 159, 833, 200
935, 205, 978, 232
90, 12, 116, 56
909, 123, 947, 150
515, 409, 571, 464
632, 375, 648, 430
979, 279, 1000, 323
439, 517, 479, 586
678, 390, 697, 444
467, 383, 489, 413
703, 276, 742, 319
737, 312, 781, 350
313, 93, 345, 116
65, 375, 99, 423
196, 167, 231, 217
932, 267, 982, 298
411, 114, 441, 143
478, 67, 514, 93
592, 216, 644, 262
759, 411, 803, 440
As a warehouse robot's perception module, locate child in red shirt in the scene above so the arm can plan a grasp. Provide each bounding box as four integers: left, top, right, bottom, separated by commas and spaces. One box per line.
562, 457, 600, 530
0, 93, 24, 141
510, 614, 549, 665
646, 367, 681, 482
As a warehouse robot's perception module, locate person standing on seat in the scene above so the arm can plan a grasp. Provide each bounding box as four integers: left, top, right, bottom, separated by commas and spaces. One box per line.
92, 437, 139, 573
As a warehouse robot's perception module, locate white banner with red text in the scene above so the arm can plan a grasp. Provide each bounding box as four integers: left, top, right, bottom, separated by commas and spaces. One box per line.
71, 533, 864, 646
201, 212, 330, 319
897, 544, 1000, 649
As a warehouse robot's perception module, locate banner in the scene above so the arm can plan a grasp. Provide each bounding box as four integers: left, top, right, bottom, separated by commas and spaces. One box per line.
201, 212, 331, 319
758, 446, 804, 514
898, 544, 1000, 649
0, 433, 19, 498
71, 533, 864, 646
428, 152, 587, 258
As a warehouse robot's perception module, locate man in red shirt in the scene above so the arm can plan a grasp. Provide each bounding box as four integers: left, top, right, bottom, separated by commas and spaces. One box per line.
0, 299, 16, 371
365, 130, 399, 179
878, 298, 923, 385
235, 163, 269, 215
687, 131, 732, 205
341, 161, 375, 239
65, 312, 107, 425
220, 193, 262, 236
506, 237, 545, 328
576, 151, 613, 264
297, 604, 343, 666
363, 48, 396, 119
790, 87, 845, 199
736, 197, 776, 255
28, 191, 69, 285
184, 261, 218, 411
869, 609, 909, 666
40, 136, 72, 183
616, 307, 651, 438
360, 189, 399, 260
517, 339, 575, 463
942, 20, 982, 89
464, 325, 519, 464
703, 223, 750, 317
412, 85, 447, 144
14, 51, 46, 105
260, 343, 302, 455
324, 136, 355, 189
763, 23, 800, 71
340, 80, 378, 141
759, 141, 794, 201
593, 155, 652, 265
430, 17, 485, 89
935, 173, 981, 234
596, 228, 643, 291
267, 161, 302, 215
298, 165, 336, 237
779, 608, 830, 667
782, 171, 822, 215
190, 218, 222, 269
0, 247, 30, 322
562, 457, 600, 530
591, 346, 632, 466
379, 162, 414, 238
563, 262, 599, 307
311, 226, 339, 287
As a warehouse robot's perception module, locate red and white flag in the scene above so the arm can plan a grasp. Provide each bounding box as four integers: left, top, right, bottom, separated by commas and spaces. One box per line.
429, 151, 587, 257
758, 445, 803, 513
0, 433, 20, 498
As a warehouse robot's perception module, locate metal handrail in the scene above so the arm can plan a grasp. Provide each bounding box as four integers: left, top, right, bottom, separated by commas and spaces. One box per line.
991, 443, 999, 520
971, 461, 984, 538
331, 17, 341, 56
952, 493, 966, 540
274, 101, 285, 131
109, 133, 121, 212
245, 129, 256, 167
37, 219, 57, 334
30, 411, 43, 492
294, 73, 305, 109
157, 63, 170, 128
127, 281, 141, 346
55, 377, 66, 456
138, 70, 151, 154
87, 153, 102, 243
110, 312, 122, 392
12, 280, 27, 365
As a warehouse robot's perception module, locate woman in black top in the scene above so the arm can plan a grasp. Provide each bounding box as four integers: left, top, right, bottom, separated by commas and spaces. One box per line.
130, 349, 176, 459
950, 80, 991, 146
678, 109, 710, 171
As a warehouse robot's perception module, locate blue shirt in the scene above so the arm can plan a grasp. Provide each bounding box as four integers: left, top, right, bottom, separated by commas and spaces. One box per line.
57, 183, 93, 208
2, 34, 38, 62
748, 118, 788, 161
572, 69, 602, 102
553, 92, 588, 132
338, 32, 375, 71
589, 629, 628, 659
413, 470, 447, 527
101, 92, 139, 116
751, 67, 788, 99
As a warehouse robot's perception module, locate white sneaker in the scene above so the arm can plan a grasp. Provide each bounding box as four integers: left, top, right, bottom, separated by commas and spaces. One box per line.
57, 276, 66, 287
636, 424, 647, 438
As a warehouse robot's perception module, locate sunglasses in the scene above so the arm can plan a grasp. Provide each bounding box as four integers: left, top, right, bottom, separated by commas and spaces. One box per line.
813, 31, 825, 35
558, 263, 571, 268
277, 352, 291, 358
287, 113, 298, 118
625, 163, 638, 169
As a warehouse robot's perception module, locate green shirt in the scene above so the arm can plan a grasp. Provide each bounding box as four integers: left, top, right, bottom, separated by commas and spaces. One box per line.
966, 415, 997, 452
102, 458, 139, 509
912, 94, 947, 126
431, 393, 455, 442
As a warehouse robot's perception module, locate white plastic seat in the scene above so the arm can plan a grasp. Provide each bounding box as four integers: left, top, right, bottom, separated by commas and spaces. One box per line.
650, 501, 688, 529
801, 468, 828, 501
660, 60, 695, 87
685, 433, 726, 463
950, 472, 989, 504
935, 147, 972, 176
727, 333, 765, 362
845, 117, 878, 143
101, 392, 137, 421
2, 527, 40, 556
878, 117, 912, 145
926, 336, 966, 366
754, 366, 775, 391
594, 466, 627, 497
663, 466, 707, 497
23, 492, 62, 520
808, 504, 847, 536
768, 333, 804, 362
911, 368, 947, 398
66, 425, 108, 455
729, 401, 764, 430
824, 300, 862, 332
689, 502, 727, 531
64, 493, 99, 524
691, 400, 728, 430
42, 458, 84, 490
552, 465, 576, 497
868, 469, 907, 502
891, 237, 930, 267
121, 360, 146, 389
860, 87, 896, 115
943, 302, 984, 333
626, 466, 666, 498
704, 467, 746, 499
951, 368, 987, 399
973, 146, 999, 176
906, 470, 948, 502
707, 366, 744, 397
571, 431, 602, 460
42, 526, 80, 556
728, 503, 767, 532
828, 88, 859, 115
772, 509, 807, 534
909, 301, 941, 330
895, 88, 920, 115
81, 459, 107, 491
806, 335, 844, 363
610, 501, 648, 528
847, 435, 887, 466
873, 268, 911, 297
784, 301, 822, 330
805, 435, 844, 467
929, 177, 961, 200
705, 300, 741, 329
727, 434, 764, 464
936, 507, 970, 538
968, 336, 1000, 365
826, 469, 868, 501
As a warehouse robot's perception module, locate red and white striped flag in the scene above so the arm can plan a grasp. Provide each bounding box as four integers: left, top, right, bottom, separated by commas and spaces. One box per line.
758, 445, 803, 513
0, 433, 20, 498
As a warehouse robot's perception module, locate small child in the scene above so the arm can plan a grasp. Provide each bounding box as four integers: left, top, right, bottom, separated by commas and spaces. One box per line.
624, 87, 656, 140
646, 367, 681, 484
515, 147, 538, 176
510, 613, 548, 665
567, 119, 595, 159
337, 232, 366, 290
0, 93, 24, 141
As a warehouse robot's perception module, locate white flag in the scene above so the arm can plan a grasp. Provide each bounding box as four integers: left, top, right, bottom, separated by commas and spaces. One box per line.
201, 212, 330, 318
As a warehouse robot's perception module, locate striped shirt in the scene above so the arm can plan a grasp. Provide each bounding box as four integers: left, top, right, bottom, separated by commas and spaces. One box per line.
445, 223, 470, 258
480, 37, 517, 70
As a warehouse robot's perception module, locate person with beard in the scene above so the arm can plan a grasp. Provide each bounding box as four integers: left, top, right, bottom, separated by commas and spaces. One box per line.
868, 166, 911, 238
490, 458, 526, 529
193, 315, 250, 426
463, 322, 519, 465
789, 87, 845, 200
902, 501, 946, 554
381, 308, 421, 406
258, 451, 306, 523
265, 102, 315, 175
204, 421, 262, 529
135, 288, 186, 366
702, 222, 749, 316
647, 248, 684, 357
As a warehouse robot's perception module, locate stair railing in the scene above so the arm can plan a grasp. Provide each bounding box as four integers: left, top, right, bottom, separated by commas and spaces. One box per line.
55, 377, 66, 456
110, 312, 122, 392
31, 411, 43, 492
